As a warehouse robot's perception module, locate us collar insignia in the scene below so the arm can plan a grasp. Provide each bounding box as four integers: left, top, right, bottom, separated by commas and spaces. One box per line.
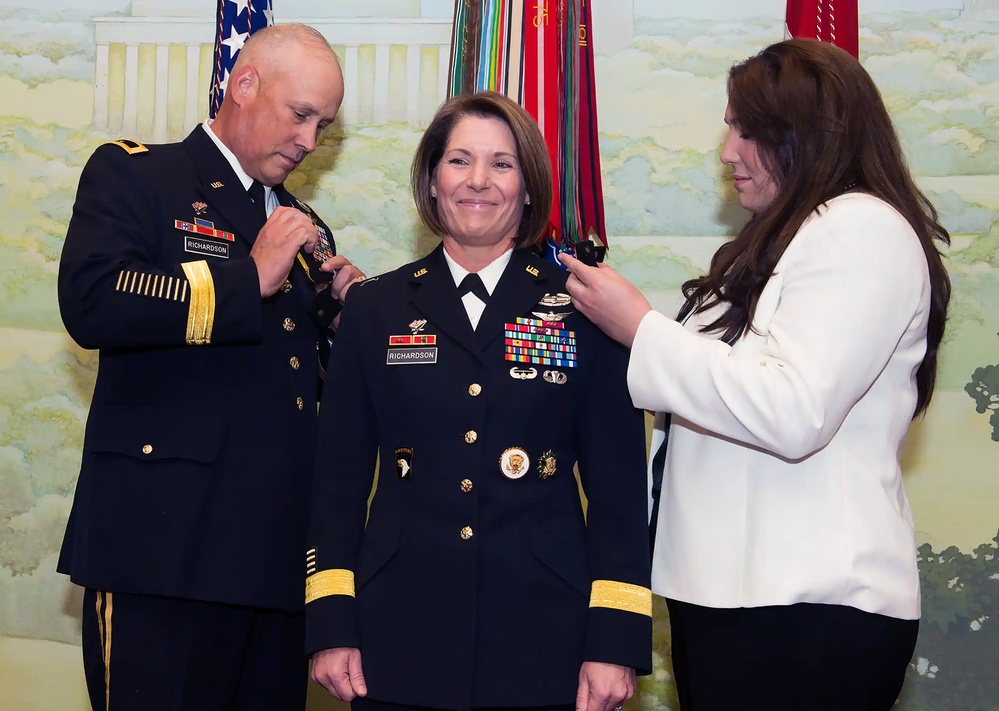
209, 181, 224, 189
192, 201, 208, 216
537, 450, 557, 479
414, 268, 428, 278
538, 292, 571, 308
526, 265, 540, 277
409, 319, 427, 335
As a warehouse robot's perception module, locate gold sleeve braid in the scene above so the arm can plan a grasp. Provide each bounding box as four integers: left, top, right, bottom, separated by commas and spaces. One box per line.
180, 260, 215, 345
589, 580, 653, 617
305, 569, 355, 604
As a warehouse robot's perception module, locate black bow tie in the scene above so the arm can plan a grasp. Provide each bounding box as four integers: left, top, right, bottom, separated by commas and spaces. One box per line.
458, 273, 490, 303
248, 179, 267, 221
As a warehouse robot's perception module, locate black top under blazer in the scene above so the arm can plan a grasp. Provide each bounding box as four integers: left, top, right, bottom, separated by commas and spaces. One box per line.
57, 128, 337, 612
305, 245, 653, 710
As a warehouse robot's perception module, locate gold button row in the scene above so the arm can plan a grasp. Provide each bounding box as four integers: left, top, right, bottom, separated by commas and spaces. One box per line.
460, 479, 473, 493
464, 430, 477, 444
141, 444, 153, 455
283, 318, 296, 332
468, 383, 481, 397
460, 526, 474, 540
296, 397, 304, 411
290, 356, 300, 370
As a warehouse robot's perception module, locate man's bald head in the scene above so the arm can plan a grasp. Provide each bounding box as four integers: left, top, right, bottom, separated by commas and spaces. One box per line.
211, 23, 345, 186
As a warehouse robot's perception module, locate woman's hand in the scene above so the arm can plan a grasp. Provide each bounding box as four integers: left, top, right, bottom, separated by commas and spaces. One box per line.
560, 254, 653, 348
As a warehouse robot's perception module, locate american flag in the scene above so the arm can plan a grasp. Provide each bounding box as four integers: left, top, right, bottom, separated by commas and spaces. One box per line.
785, 0, 859, 58
209, 0, 275, 118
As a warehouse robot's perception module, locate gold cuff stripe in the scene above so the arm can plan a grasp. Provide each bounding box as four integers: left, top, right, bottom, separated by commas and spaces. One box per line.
589, 580, 653, 617
95, 591, 113, 711
305, 569, 355, 604
181, 260, 216, 345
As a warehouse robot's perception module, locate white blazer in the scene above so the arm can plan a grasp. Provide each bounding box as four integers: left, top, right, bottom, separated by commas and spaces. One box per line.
630, 194, 930, 620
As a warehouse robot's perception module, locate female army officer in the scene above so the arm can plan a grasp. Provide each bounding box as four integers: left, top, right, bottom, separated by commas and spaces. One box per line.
304, 91, 652, 711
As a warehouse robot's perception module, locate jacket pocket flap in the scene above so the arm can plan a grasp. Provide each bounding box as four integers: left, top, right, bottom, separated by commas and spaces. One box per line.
530, 520, 589, 596
356, 518, 402, 589
85, 404, 221, 464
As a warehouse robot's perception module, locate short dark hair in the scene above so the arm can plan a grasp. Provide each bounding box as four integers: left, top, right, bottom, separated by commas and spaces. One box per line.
411, 91, 553, 248
679, 39, 951, 416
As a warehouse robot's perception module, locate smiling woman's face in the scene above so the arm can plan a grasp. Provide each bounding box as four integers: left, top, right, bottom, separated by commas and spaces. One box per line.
720, 104, 779, 213
431, 114, 528, 249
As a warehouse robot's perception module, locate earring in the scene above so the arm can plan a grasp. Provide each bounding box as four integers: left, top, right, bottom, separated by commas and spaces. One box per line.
525, 195, 531, 205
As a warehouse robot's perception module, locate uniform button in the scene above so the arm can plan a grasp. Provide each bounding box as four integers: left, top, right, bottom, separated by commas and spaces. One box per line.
141, 444, 153, 455
290, 356, 301, 370
460, 526, 474, 540
296, 397, 304, 410
283, 318, 296, 332
468, 383, 482, 397
280, 281, 293, 294
460, 479, 473, 493
464, 430, 477, 444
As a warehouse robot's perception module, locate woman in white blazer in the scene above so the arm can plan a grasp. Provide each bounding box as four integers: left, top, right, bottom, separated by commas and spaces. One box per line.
560, 39, 951, 710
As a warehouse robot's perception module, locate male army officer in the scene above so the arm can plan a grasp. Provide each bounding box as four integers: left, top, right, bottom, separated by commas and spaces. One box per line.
56, 24, 364, 711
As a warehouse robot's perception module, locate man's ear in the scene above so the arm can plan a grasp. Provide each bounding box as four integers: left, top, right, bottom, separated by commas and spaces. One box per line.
228, 65, 259, 105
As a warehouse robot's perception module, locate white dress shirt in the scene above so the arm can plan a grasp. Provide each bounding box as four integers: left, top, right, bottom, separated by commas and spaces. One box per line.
631, 193, 930, 620
442, 246, 513, 330
202, 120, 278, 216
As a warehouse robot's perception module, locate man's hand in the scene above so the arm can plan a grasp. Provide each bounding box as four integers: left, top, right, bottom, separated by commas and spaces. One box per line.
319, 255, 366, 330
576, 661, 636, 711
310, 647, 367, 701
250, 206, 319, 297
559, 254, 653, 348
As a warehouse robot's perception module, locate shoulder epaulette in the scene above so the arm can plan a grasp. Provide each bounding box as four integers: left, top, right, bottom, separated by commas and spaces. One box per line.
105, 139, 148, 155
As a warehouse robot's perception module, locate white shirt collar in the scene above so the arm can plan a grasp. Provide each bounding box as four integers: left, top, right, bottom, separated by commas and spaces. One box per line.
441, 246, 514, 296
201, 120, 275, 210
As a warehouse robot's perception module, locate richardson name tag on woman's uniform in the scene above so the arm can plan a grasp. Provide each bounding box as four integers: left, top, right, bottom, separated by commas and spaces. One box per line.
386, 334, 438, 365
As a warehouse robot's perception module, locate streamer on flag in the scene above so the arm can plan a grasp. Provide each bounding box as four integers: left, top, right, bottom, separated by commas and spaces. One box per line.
785, 0, 859, 58
448, 0, 607, 264
210, 0, 275, 118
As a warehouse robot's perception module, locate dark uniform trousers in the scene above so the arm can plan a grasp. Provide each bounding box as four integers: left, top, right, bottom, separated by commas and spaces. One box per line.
306, 246, 653, 711
58, 130, 339, 710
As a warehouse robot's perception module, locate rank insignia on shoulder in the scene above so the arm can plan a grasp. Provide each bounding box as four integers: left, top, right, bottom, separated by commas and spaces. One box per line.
537, 450, 557, 479
500, 447, 530, 480
106, 138, 148, 155
395, 447, 414, 479
509, 366, 538, 380
538, 292, 572, 308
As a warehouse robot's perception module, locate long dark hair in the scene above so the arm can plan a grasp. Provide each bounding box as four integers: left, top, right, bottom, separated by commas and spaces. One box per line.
678, 39, 950, 416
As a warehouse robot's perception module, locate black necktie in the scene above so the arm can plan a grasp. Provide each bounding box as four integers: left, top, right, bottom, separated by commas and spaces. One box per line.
248, 179, 267, 222
458, 273, 490, 303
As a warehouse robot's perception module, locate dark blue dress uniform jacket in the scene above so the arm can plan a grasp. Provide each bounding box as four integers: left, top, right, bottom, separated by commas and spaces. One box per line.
305, 245, 653, 710
57, 128, 336, 612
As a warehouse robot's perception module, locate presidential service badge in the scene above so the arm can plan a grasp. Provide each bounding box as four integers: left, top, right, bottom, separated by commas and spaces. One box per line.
499, 447, 530, 480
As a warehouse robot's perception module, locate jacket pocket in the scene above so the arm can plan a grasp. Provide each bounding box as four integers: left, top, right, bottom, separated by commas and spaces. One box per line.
529, 520, 589, 597
356, 518, 402, 590
85, 404, 221, 464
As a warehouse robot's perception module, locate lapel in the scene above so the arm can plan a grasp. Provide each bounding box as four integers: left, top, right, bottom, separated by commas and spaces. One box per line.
406, 246, 556, 361
182, 127, 265, 249
407, 244, 480, 359
474, 249, 552, 349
